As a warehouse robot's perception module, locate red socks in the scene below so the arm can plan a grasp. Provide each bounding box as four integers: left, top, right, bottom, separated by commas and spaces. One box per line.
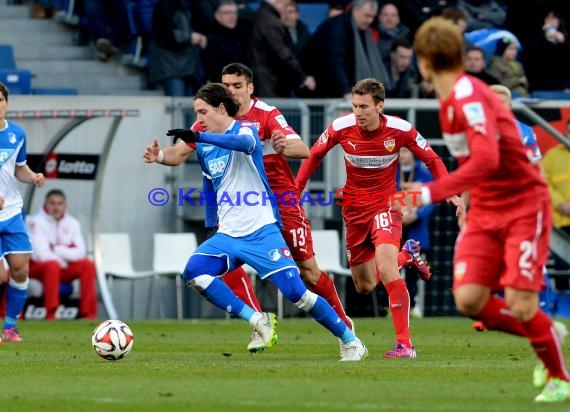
309, 271, 352, 329
522, 311, 570, 381
223, 266, 262, 312
474, 296, 527, 336
385, 278, 412, 347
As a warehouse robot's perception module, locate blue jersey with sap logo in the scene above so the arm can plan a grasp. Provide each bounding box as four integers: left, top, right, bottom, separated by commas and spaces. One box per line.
0, 120, 27, 222
517, 120, 542, 164
196, 120, 281, 237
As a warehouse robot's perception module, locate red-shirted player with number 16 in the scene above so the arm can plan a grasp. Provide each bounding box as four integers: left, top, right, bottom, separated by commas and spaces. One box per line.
411, 17, 569, 402
296, 78, 463, 358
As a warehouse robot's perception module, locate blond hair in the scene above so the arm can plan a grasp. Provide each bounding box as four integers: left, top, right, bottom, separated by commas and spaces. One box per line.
490, 84, 511, 100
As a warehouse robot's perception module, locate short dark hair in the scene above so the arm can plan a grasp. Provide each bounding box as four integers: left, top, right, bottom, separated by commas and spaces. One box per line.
465, 45, 485, 56
352, 78, 385, 104
195, 83, 240, 117
0, 81, 9, 101
45, 189, 66, 201
221, 63, 253, 84
391, 37, 412, 53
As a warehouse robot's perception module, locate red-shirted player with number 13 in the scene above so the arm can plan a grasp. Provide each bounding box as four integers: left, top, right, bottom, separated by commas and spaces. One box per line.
411, 17, 569, 402
296, 78, 463, 358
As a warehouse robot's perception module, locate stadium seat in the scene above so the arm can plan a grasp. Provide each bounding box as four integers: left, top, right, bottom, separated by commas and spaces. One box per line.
0, 69, 32, 94
100, 233, 160, 319
310, 230, 361, 310
0, 44, 17, 69
152, 232, 198, 320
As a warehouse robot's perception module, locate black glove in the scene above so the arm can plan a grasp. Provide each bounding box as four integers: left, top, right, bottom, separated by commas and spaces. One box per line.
167, 129, 200, 145
205, 226, 218, 240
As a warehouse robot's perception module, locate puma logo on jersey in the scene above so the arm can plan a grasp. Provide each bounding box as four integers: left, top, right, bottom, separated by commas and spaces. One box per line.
347, 141, 357, 150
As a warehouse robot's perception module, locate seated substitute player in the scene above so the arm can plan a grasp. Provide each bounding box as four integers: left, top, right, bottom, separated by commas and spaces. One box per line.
411, 17, 569, 402
198, 62, 354, 354
296, 77, 464, 358
27, 189, 98, 320
143, 82, 367, 361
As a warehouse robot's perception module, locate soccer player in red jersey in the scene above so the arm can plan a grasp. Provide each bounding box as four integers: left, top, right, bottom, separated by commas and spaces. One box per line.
196, 63, 353, 354
412, 17, 569, 402
296, 77, 462, 358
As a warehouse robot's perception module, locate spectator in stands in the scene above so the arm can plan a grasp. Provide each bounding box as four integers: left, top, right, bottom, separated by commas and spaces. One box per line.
148, 0, 209, 96
441, 6, 468, 33
281, 0, 311, 56
202, 0, 250, 83
328, 2, 346, 18
84, 0, 130, 62
377, 3, 410, 69
247, 0, 315, 97
525, 9, 570, 92
542, 121, 570, 237
392, 0, 452, 34
464, 45, 501, 85
386, 37, 418, 98
27, 190, 98, 320
456, 0, 506, 31
299, 0, 391, 99
488, 36, 529, 97
399, 147, 436, 318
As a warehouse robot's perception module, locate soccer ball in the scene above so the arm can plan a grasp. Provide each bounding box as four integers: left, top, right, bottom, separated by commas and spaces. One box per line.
92, 320, 134, 361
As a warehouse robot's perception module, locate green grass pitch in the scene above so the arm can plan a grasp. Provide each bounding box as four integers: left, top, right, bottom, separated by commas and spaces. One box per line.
1, 317, 568, 411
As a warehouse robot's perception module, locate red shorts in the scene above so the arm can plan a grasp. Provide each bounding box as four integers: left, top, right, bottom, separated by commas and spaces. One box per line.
279, 203, 314, 262
344, 207, 403, 266
453, 197, 552, 292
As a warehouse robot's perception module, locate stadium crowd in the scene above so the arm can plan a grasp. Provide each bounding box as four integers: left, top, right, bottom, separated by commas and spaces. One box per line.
17, 0, 570, 98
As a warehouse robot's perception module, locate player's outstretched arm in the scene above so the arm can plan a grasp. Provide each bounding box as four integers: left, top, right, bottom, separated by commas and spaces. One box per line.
144, 138, 194, 166
15, 164, 44, 187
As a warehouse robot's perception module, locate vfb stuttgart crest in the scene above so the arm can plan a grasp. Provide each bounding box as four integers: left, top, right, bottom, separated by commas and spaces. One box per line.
384, 139, 396, 152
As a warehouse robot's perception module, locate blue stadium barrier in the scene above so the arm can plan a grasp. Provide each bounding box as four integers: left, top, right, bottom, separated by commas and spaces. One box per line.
32, 87, 79, 95
531, 90, 570, 100
0, 69, 32, 94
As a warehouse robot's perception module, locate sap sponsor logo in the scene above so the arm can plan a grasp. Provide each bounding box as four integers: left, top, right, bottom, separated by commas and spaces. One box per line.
0, 149, 14, 163
207, 155, 229, 178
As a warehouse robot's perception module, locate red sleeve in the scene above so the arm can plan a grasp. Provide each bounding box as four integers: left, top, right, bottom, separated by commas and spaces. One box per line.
405, 128, 449, 180
266, 108, 300, 139
295, 126, 338, 193
427, 101, 500, 203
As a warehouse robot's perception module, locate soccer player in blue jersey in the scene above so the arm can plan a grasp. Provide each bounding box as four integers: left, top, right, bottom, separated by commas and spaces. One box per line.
143, 83, 367, 360
490, 84, 542, 164
0, 81, 45, 343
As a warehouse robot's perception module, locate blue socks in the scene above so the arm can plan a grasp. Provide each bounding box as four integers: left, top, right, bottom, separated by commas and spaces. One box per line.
4, 279, 27, 330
